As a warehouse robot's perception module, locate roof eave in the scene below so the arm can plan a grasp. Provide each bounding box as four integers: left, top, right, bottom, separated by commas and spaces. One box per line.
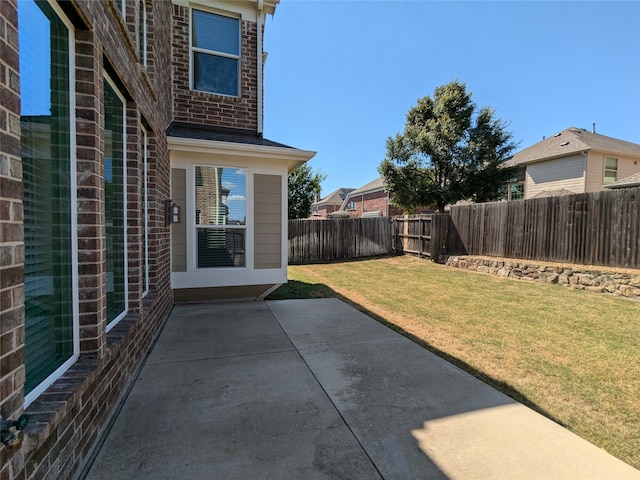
510, 148, 591, 166
167, 136, 316, 173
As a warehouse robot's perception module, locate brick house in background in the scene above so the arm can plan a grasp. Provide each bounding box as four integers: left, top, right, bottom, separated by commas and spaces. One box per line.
330, 177, 406, 218
0, 1, 312, 479
311, 187, 354, 217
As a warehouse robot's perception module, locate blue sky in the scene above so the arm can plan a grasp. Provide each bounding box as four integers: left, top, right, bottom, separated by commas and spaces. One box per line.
263, 0, 640, 196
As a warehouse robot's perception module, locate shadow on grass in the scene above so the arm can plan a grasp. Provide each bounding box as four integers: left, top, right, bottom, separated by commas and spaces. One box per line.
267, 278, 567, 429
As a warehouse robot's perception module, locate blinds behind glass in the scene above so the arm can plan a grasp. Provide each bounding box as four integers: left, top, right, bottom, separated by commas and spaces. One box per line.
104, 80, 127, 327
195, 166, 246, 267
20, 0, 74, 394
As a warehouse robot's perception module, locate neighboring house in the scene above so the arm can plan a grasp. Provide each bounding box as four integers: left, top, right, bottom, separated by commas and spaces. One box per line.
331, 177, 406, 218
311, 187, 354, 217
505, 126, 640, 200
0, 1, 312, 479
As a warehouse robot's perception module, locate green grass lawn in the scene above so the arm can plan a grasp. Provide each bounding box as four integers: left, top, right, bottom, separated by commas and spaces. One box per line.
268, 255, 640, 470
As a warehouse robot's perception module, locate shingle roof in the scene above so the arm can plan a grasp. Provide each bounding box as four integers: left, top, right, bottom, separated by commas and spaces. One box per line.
166, 121, 294, 149
605, 171, 640, 189
347, 177, 386, 195
313, 188, 355, 207
507, 127, 640, 166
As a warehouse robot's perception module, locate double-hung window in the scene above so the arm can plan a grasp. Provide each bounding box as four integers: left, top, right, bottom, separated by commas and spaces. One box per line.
104, 76, 128, 330
191, 9, 240, 96
19, 0, 78, 406
195, 166, 246, 267
604, 157, 618, 184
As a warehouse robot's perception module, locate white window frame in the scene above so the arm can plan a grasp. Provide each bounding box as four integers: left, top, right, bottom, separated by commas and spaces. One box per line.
189, 7, 241, 97
105, 74, 129, 332
23, 0, 79, 408
604, 156, 618, 184
193, 164, 247, 269
509, 183, 525, 201
142, 126, 149, 297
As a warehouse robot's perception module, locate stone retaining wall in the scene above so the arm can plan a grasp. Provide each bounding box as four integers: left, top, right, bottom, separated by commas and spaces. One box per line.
445, 256, 640, 300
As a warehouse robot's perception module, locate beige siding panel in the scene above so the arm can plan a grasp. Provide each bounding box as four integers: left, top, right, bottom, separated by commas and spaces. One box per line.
525, 155, 585, 198
171, 168, 187, 272
254, 174, 282, 269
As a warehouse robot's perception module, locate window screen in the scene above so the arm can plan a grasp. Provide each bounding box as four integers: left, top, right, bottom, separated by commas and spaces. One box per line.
20, 0, 75, 394
195, 166, 246, 267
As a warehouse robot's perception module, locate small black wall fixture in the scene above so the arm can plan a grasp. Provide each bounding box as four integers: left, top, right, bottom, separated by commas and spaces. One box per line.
1, 414, 29, 447
164, 199, 181, 226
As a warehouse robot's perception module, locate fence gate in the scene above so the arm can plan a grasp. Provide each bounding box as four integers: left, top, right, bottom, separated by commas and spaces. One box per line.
392, 214, 450, 261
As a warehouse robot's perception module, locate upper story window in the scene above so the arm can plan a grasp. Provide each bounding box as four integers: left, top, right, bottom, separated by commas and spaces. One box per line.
191, 9, 240, 96
604, 157, 618, 184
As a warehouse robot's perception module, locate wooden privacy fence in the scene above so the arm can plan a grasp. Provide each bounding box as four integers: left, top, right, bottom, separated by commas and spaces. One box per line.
288, 217, 392, 263
391, 214, 451, 260
449, 187, 640, 269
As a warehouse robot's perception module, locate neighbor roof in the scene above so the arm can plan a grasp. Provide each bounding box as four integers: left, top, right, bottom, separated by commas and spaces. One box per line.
337, 177, 387, 211
507, 127, 640, 166
347, 177, 386, 196
605, 171, 640, 189
313, 188, 355, 207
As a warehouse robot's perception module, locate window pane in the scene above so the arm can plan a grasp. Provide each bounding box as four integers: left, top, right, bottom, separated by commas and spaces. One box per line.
192, 10, 239, 55
139, 0, 147, 65
104, 81, 127, 325
197, 228, 245, 267
605, 157, 618, 170
19, 0, 74, 394
195, 167, 246, 226
193, 52, 238, 96
511, 184, 524, 200
195, 166, 246, 268
141, 129, 149, 295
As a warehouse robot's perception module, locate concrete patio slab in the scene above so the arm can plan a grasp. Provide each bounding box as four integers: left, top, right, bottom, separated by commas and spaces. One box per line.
83, 298, 640, 480
270, 298, 640, 479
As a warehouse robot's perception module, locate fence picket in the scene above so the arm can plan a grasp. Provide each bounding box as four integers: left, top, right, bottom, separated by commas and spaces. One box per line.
447, 187, 640, 269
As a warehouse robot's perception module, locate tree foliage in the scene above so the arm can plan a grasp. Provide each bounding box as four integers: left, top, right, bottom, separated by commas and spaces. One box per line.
378, 81, 519, 213
288, 163, 326, 219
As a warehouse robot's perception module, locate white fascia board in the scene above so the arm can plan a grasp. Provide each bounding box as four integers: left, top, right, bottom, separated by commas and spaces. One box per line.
168, 135, 316, 171
171, 0, 277, 19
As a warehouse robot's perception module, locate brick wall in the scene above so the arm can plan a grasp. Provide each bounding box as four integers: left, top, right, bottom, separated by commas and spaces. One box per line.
1, 2, 26, 479
344, 190, 404, 218
0, 1, 174, 479
172, 5, 260, 132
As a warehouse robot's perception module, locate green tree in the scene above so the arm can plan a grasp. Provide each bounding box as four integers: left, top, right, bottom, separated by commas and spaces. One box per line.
288, 164, 326, 219
379, 81, 518, 213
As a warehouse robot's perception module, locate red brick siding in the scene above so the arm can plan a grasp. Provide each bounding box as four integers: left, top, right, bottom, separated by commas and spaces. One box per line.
0, 1, 174, 479
0, 3, 26, 480
343, 190, 406, 218
172, 5, 259, 131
